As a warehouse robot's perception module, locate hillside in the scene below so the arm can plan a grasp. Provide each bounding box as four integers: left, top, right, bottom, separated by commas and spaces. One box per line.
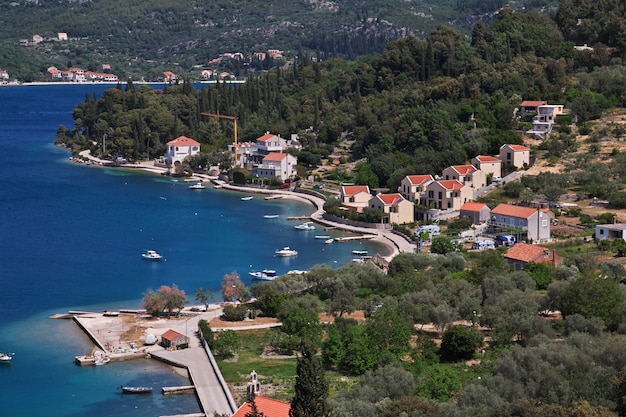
0, 0, 559, 81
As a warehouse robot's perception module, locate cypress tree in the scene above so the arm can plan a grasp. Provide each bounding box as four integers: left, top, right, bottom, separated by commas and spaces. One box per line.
289, 341, 328, 417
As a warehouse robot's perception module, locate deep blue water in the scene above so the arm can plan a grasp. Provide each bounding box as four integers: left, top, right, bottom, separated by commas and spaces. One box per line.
0, 84, 385, 416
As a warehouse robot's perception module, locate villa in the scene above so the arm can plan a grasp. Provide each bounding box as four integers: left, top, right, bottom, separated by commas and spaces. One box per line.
164, 136, 201, 166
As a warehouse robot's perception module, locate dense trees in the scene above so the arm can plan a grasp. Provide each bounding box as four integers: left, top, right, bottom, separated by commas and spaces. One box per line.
141, 284, 187, 317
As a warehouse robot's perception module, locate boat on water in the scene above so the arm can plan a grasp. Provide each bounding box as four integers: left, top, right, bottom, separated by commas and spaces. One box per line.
263, 214, 279, 219
93, 357, 110, 366
275, 246, 298, 257
249, 269, 278, 280
352, 250, 368, 255
314, 235, 331, 239
0, 353, 13, 362
141, 250, 163, 260
189, 182, 205, 189
325, 238, 334, 244
241, 196, 253, 201
294, 222, 316, 230
120, 386, 153, 394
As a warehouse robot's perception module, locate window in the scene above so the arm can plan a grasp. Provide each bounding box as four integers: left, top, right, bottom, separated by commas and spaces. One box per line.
428, 191, 434, 198
542, 219, 548, 227
438, 191, 442, 199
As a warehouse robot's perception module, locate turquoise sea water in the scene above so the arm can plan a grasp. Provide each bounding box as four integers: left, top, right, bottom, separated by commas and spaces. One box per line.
0, 84, 386, 416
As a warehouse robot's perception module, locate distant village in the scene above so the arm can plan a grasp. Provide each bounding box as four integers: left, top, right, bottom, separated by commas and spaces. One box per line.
0, 31, 287, 85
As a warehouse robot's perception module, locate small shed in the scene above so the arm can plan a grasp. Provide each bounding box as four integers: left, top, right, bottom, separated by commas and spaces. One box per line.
160, 329, 189, 349
459, 202, 491, 224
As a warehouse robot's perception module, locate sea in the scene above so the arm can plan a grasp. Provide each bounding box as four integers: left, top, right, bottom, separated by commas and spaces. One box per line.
0, 83, 386, 416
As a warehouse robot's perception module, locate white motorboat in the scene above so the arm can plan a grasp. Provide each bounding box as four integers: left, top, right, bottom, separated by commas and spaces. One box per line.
92, 356, 110, 366
325, 238, 334, 244
249, 269, 278, 280
314, 235, 330, 239
275, 247, 298, 257
294, 222, 316, 230
141, 250, 163, 260
352, 250, 368, 255
241, 196, 253, 201
263, 214, 279, 219
0, 353, 13, 362
189, 182, 205, 189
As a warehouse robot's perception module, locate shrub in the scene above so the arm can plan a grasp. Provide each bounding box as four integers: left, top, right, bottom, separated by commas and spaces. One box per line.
222, 304, 248, 321
439, 325, 483, 362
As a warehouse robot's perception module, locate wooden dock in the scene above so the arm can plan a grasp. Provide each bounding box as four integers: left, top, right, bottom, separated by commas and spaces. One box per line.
162, 385, 196, 395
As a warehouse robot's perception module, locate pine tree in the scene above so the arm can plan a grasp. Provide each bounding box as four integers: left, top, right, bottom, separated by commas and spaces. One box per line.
289, 341, 328, 417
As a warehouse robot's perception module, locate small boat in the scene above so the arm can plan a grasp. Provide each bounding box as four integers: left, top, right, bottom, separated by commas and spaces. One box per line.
263, 214, 279, 219
294, 222, 316, 230
189, 182, 205, 189
325, 238, 334, 244
314, 235, 331, 239
275, 247, 298, 257
0, 353, 13, 362
93, 357, 110, 366
241, 196, 253, 201
249, 269, 278, 280
120, 386, 153, 394
352, 250, 368, 255
141, 250, 163, 260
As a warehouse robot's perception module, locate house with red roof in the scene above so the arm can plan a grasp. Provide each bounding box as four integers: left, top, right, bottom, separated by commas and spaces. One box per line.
442, 164, 487, 189
163, 71, 176, 83
520, 100, 547, 115
499, 144, 530, 169
233, 396, 291, 417
368, 193, 414, 224
254, 132, 301, 155
164, 136, 201, 166
160, 329, 189, 349
490, 203, 551, 242
471, 155, 502, 178
460, 202, 491, 224
340, 185, 372, 212
251, 152, 297, 182
503, 242, 559, 270
424, 180, 472, 211
0, 69, 9, 80
399, 174, 434, 203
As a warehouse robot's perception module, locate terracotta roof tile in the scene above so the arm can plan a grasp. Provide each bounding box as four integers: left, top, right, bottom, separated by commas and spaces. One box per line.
491, 203, 537, 219
263, 152, 287, 162
233, 396, 291, 417
167, 136, 200, 146
257, 133, 276, 142
407, 175, 434, 185
474, 155, 501, 163
342, 185, 371, 196
451, 164, 476, 175
501, 144, 530, 152
377, 193, 405, 205
504, 242, 553, 263
437, 180, 464, 190
460, 202, 488, 212
521, 100, 547, 107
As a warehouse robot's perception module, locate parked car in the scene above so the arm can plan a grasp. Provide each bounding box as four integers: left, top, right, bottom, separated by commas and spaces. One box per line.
314, 184, 323, 189
492, 176, 502, 182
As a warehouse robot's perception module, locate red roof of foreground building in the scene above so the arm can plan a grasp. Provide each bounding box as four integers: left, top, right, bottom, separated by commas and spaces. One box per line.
375, 193, 406, 205
504, 242, 554, 264
406, 174, 434, 185
341, 185, 371, 196
491, 203, 540, 219
450, 164, 477, 175
460, 202, 488, 212
257, 133, 277, 142
437, 180, 465, 191
501, 144, 530, 152
263, 152, 288, 162
167, 136, 200, 146
474, 155, 501, 163
521, 100, 547, 107
233, 396, 291, 417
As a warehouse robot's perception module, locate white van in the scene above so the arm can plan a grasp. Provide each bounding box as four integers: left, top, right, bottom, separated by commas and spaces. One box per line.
472, 239, 495, 251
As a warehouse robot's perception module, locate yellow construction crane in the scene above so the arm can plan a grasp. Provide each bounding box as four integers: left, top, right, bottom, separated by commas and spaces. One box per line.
201, 112, 239, 166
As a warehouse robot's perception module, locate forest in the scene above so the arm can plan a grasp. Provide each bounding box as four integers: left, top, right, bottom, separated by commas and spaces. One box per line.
51, 2, 626, 416
0, 0, 561, 81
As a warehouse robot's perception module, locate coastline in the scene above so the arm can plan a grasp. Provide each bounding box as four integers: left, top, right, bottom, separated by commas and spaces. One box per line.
72, 150, 414, 260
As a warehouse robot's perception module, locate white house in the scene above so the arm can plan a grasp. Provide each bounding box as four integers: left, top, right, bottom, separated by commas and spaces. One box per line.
527, 104, 565, 137
442, 165, 487, 189
499, 144, 530, 169
471, 155, 502, 178
251, 152, 297, 182
399, 174, 433, 203
595, 223, 626, 241
490, 203, 551, 242
254, 132, 302, 155
164, 136, 201, 166
368, 193, 414, 224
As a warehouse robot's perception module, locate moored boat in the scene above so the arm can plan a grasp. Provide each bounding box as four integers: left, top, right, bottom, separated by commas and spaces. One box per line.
189, 182, 205, 189
275, 246, 298, 257
0, 352, 13, 362
93, 356, 110, 366
263, 214, 279, 219
294, 222, 316, 230
141, 250, 163, 260
352, 250, 368, 255
324, 238, 334, 244
314, 235, 330, 239
241, 196, 253, 201
120, 386, 153, 394
249, 269, 278, 280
